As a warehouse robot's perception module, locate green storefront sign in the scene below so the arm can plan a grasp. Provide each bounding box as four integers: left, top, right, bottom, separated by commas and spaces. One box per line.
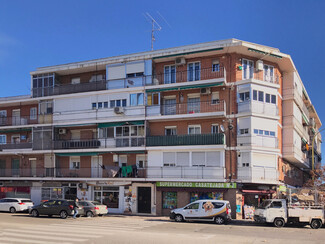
156, 182, 237, 189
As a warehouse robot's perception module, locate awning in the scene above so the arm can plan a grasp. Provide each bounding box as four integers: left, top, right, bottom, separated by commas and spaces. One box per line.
248, 48, 282, 59
146, 82, 224, 93
56, 152, 102, 157
242, 190, 275, 194
302, 113, 309, 125
55, 123, 96, 128
98, 120, 144, 128
153, 47, 223, 60
0, 128, 32, 133
301, 138, 308, 144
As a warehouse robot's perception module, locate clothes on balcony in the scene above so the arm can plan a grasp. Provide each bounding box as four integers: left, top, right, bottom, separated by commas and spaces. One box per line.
126, 165, 132, 174
104, 166, 120, 178
121, 166, 127, 177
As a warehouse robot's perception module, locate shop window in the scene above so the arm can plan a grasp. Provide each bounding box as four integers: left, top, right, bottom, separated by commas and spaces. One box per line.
41, 187, 63, 200
162, 192, 177, 209
94, 186, 119, 209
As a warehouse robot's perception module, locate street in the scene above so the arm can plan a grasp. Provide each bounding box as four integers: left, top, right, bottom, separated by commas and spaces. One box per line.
0, 213, 324, 244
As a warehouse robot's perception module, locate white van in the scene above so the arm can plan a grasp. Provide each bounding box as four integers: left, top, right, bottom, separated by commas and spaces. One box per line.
170, 200, 231, 224
0, 198, 34, 213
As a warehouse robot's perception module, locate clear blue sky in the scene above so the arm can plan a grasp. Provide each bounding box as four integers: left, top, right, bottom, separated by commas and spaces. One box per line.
0, 1, 324, 125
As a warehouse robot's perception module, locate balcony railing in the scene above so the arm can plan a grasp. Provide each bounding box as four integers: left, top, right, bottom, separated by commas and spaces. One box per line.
146, 133, 225, 147
243, 70, 279, 84
237, 167, 278, 182
238, 101, 279, 116
147, 100, 226, 117
0, 166, 225, 179
0, 142, 32, 150
54, 137, 145, 149
237, 135, 278, 148
0, 116, 38, 127
32, 67, 226, 98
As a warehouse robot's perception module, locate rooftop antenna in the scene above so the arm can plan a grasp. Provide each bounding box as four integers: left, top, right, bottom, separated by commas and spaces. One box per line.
144, 12, 162, 51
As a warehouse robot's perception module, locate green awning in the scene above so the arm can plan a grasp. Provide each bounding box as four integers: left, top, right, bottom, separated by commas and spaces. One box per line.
146, 82, 224, 93
98, 120, 144, 128
301, 138, 307, 144
153, 48, 223, 59
56, 152, 102, 157
302, 113, 309, 125
55, 123, 96, 128
248, 48, 282, 59
0, 128, 32, 133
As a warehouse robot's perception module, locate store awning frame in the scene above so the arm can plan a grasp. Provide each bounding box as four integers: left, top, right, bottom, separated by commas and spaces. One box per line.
98, 120, 144, 128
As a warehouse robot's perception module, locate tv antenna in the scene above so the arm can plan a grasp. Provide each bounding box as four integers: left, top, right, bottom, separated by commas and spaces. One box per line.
144, 12, 162, 51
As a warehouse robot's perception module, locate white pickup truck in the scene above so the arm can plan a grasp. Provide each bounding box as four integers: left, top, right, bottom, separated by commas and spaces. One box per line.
254, 199, 324, 229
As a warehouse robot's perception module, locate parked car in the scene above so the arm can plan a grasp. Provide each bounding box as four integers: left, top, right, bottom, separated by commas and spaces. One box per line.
0, 198, 34, 213
29, 199, 84, 219
79, 200, 108, 217
170, 200, 231, 224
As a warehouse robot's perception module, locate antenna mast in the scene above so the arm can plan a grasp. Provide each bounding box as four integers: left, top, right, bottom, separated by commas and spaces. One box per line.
144, 12, 162, 51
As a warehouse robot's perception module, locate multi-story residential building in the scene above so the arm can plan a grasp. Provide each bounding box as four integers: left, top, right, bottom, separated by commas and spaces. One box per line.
0, 39, 321, 219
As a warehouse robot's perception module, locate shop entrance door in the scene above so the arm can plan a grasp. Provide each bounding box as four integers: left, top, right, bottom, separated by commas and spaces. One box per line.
137, 187, 151, 213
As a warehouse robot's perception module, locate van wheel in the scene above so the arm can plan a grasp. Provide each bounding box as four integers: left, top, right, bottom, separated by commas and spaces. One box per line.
274, 218, 285, 228
86, 211, 94, 217
31, 210, 39, 217
215, 216, 225, 225
9, 207, 16, 213
310, 219, 322, 229
60, 210, 68, 219
175, 214, 184, 222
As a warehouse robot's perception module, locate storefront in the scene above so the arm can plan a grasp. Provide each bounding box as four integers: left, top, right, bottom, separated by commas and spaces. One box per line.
0, 186, 30, 199
156, 181, 238, 217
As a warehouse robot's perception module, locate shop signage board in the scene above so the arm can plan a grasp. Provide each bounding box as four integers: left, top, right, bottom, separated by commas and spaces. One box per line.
156, 182, 237, 189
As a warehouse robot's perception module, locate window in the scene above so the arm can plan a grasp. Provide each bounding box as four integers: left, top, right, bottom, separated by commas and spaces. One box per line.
104, 102, 108, 108
164, 65, 176, 84
99, 127, 114, 138
239, 92, 250, 102
188, 125, 201, 135
70, 157, 80, 170
185, 203, 200, 210
270, 201, 282, 208
110, 99, 127, 108
165, 127, 177, 136
0, 135, 6, 144
258, 91, 264, 102
92, 103, 97, 110
192, 152, 205, 167
163, 152, 176, 167
162, 192, 177, 209
265, 94, 270, 103
187, 97, 200, 113
240, 128, 249, 135
211, 124, 219, 134
130, 93, 144, 106
253, 90, 257, 100
254, 129, 258, 134
176, 152, 190, 167
264, 131, 270, 136
188, 62, 201, 81
264, 64, 274, 82
258, 130, 263, 135
242, 59, 254, 79
30, 108, 37, 120
32, 73, 55, 97
115, 125, 144, 147
270, 131, 275, 136
271, 95, 276, 104
147, 93, 160, 106
71, 77, 80, 84
127, 72, 144, 78
211, 92, 220, 104
242, 163, 250, 167
212, 60, 220, 72
98, 102, 103, 109
39, 100, 53, 114
89, 74, 105, 82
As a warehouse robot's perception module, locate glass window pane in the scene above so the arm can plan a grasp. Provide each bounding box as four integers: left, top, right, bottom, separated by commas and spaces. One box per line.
116, 127, 122, 137
110, 100, 115, 108
130, 94, 137, 106
137, 93, 144, 105
116, 100, 121, 107
123, 127, 129, 136
271, 95, 276, 104
253, 90, 257, 100
122, 99, 127, 107
258, 91, 264, 102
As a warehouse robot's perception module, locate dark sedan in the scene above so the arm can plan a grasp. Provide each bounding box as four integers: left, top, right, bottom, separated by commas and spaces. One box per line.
29, 199, 84, 219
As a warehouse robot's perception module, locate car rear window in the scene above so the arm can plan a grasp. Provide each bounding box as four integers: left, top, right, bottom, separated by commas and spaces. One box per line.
21, 200, 33, 203
79, 202, 88, 206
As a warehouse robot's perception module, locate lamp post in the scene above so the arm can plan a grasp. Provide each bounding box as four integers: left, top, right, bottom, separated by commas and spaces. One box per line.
311, 128, 324, 181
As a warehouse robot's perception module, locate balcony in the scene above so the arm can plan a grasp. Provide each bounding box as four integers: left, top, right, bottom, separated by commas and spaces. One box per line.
0, 168, 54, 178
146, 134, 225, 147
54, 139, 101, 149
151, 67, 225, 85
283, 88, 305, 112
147, 166, 225, 179
0, 116, 38, 127
146, 100, 226, 118
283, 145, 309, 168
237, 167, 279, 183
0, 142, 32, 150
238, 101, 278, 117
242, 70, 280, 85
237, 135, 278, 148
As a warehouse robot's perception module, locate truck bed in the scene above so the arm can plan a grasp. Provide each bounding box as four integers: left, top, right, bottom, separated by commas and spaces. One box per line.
288, 206, 324, 222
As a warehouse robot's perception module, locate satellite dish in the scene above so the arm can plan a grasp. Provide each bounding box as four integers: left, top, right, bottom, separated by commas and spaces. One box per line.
220, 125, 225, 133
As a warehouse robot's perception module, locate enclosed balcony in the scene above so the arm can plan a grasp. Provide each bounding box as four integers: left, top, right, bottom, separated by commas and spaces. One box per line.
146, 133, 225, 147
238, 101, 278, 117
237, 135, 278, 148
237, 167, 278, 183
0, 116, 38, 127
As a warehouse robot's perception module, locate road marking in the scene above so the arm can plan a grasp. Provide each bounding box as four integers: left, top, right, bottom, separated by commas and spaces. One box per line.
3, 231, 87, 242
20, 225, 111, 235
0, 236, 69, 244
4, 228, 97, 238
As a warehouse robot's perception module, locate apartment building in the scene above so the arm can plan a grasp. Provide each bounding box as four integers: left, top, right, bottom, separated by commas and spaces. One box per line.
0, 39, 321, 218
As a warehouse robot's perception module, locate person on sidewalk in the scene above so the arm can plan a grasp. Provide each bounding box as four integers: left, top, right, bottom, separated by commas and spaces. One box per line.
73, 198, 80, 219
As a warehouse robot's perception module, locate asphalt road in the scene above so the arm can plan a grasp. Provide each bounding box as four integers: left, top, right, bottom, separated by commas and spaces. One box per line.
0, 212, 324, 244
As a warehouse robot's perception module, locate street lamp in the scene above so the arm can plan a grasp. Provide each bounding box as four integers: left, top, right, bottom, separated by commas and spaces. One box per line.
311, 128, 324, 181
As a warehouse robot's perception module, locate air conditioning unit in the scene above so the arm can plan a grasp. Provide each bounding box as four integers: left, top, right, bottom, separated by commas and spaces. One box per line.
114, 107, 125, 114
256, 60, 264, 71
59, 128, 67, 135
200, 88, 211, 94
175, 57, 186, 65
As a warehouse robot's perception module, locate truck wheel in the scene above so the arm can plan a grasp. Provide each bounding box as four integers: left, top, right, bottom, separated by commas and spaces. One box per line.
274, 218, 285, 228
310, 219, 322, 229
174, 214, 184, 222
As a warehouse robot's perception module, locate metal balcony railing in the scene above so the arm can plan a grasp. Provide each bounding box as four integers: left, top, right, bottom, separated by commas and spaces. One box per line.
146, 133, 225, 147
0, 142, 32, 150
0, 168, 54, 178
0, 116, 38, 126
54, 139, 101, 149
242, 70, 280, 84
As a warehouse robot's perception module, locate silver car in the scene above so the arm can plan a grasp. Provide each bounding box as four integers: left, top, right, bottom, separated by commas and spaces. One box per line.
79, 201, 108, 217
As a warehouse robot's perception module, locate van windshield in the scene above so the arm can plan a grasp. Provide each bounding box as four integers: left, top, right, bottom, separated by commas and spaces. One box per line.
258, 200, 271, 209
